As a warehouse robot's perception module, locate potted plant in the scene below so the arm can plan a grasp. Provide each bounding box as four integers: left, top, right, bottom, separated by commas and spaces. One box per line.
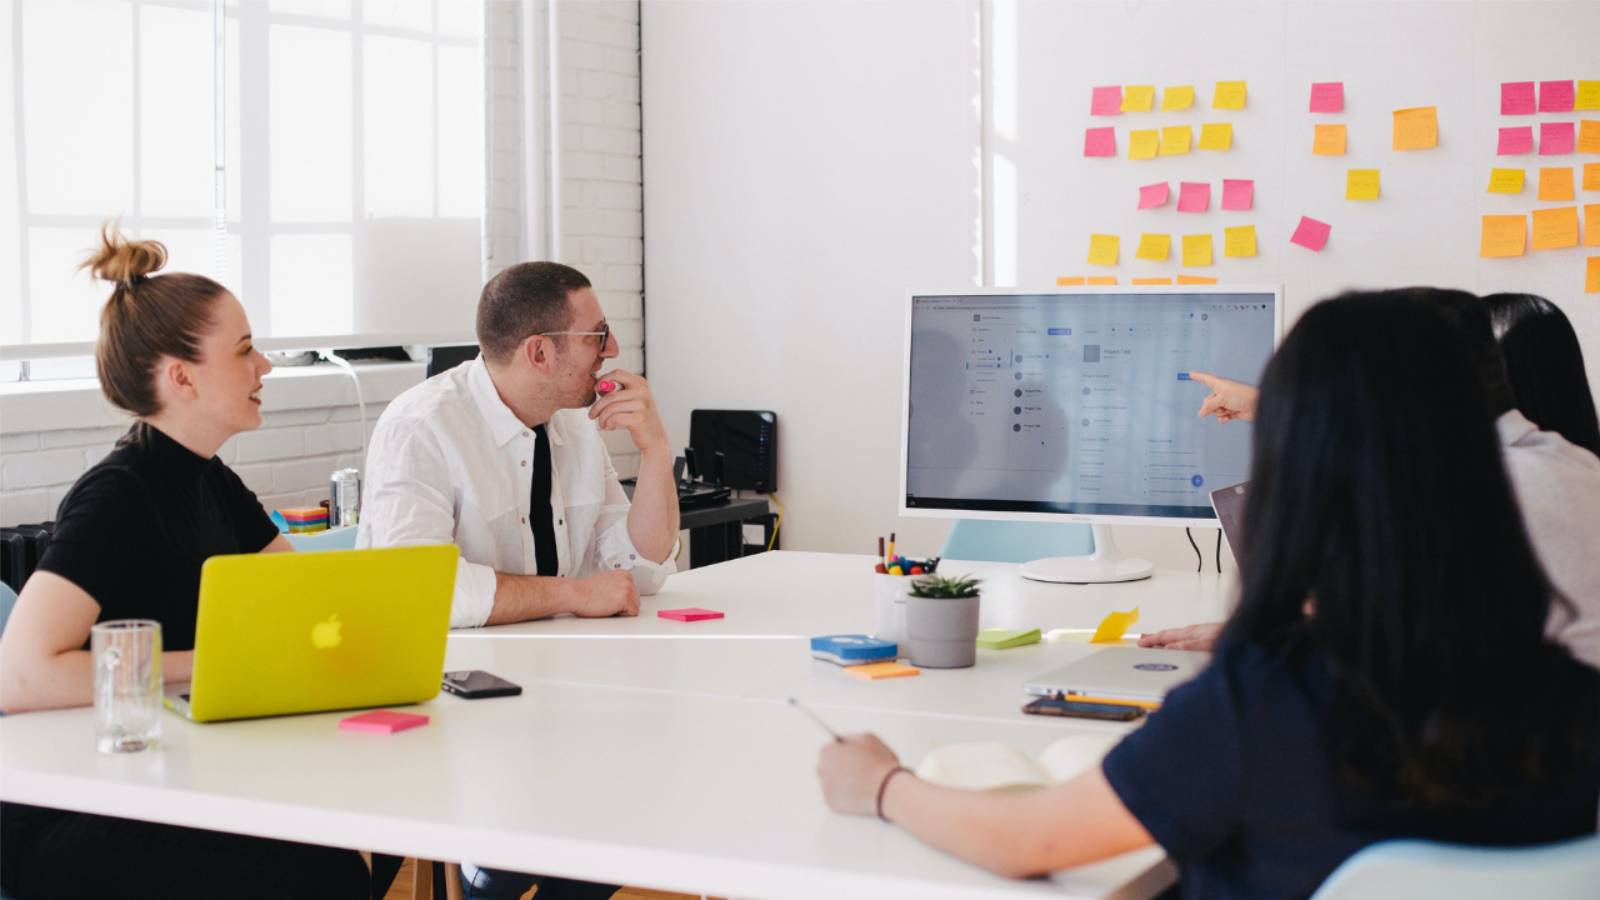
904, 574, 982, 668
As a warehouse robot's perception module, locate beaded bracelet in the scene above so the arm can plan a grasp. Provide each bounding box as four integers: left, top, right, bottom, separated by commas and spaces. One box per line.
876, 765, 912, 821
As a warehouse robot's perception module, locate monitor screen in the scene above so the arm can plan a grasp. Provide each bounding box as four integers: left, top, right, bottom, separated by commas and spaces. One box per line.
902, 288, 1279, 523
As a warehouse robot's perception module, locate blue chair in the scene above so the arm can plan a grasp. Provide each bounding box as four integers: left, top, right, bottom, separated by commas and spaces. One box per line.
0, 581, 17, 636
939, 520, 1094, 563
1311, 835, 1600, 900
284, 527, 358, 552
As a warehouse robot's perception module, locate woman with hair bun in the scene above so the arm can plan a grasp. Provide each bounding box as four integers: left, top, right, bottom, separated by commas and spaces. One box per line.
0, 225, 368, 898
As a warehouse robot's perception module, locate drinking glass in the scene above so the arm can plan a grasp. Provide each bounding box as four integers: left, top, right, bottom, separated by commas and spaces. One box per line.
92, 619, 162, 753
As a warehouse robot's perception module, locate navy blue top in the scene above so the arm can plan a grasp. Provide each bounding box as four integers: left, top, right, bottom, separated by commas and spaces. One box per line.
1102, 641, 1600, 900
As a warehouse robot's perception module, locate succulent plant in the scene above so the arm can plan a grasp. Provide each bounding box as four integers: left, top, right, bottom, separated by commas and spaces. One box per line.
907, 574, 981, 598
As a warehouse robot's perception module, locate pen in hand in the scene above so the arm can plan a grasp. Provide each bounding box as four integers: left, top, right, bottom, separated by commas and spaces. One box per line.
787, 696, 843, 743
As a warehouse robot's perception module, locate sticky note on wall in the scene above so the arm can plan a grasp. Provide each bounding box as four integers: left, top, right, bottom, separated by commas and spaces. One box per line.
1541, 122, 1575, 155
1162, 85, 1195, 111
1313, 123, 1347, 156
1086, 276, 1118, 285
1480, 215, 1527, 257
1578, 120, 1600, 154
1198, 123, 1233, 151
1309, 82, 1344, 113
1138, 182, 1171, 209
1487, 168, 1525, 194
1589, 257, 1600, 293
1587, 163, 1600, 191
1540, 168, 1575, 202
1182, 233, 1214, 267
1221, 179, 1254, 211
1578, 82, 1600, 111
1088, 234, 1120, 266
1530, 206, 1578, 251
1393, 107, 1438, 151
1122, 85, 1156, 112
1346, 169, 1381, 200
1177, 274, 1218, 284
1499, 126, 1534, 156
1212, 80, 1247, 110
1131, 277, 1173, 285
1091, 85, 1122, 115
1129, 129, 1160, 160
1290, 216, 1332, 251
1223, 225, 1258, 258
1501, 81, 1536, 115
1136, 233, 1172, 261
1084, 127, 1117, 157
1056, 276, 1087, 286
1160, 125, 1193, 156
1178, 181, 1211, 212
1540, 80, 1576, 113
1586, 205, 1600, 246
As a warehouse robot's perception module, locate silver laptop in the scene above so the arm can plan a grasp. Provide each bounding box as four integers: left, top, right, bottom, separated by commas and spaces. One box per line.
1024, 647, 1211, 704
1209, 480, 1248, 568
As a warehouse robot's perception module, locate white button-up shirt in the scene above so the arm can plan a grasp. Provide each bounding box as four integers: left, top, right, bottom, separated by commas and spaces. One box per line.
358, 357, 673, 628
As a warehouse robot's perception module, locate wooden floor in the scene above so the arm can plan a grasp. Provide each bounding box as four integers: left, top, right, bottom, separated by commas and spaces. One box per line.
380, 857, 709, 900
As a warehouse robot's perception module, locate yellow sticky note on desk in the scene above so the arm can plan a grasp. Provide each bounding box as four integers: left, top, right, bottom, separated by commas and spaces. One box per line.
1090, 608, 1140, 644
1346, 169, 1381, 201
1122, 85, 1156, 112
1212, 80, 1247, 110
1161, 85, 1195, 111
1159, 125, 1192, 156
1579, 120, 1600, 154
1487, 168, 1525, 194
1088, 233, 1120, 266
1136, 233, 1171, 261
1532, 206, 1579, 251
1585, 205, 1599, 247
1129, 129, 1159, 160
1198, 122, 1233, 151
1223, 225, 1258, 258
844, 661, 921, 681
1540, 167, 1575, 202
1313, 123, 1347, 156
1480, 215, 1526, 258
1182, 233, 1214, 267
1393, 106, 1438, 150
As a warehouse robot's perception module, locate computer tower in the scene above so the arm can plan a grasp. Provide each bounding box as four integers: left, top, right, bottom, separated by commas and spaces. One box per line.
689, 410, 777, 493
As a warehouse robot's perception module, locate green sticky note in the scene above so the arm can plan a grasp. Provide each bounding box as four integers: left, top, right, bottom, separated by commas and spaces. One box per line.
976, 628, 1042, 650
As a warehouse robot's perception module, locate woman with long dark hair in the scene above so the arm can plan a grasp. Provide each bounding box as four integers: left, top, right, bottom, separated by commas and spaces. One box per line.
1482, 292, 1600, 458
814, 290, 1600, 897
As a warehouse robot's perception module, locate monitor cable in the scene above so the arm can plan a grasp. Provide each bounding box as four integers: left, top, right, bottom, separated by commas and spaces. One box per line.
1184, 528, 1202, 572
1215, 530, 1223, 573
765, 491, 784, 552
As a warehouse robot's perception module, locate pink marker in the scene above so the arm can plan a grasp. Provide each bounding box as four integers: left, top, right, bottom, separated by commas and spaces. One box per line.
597, 379, 618, 396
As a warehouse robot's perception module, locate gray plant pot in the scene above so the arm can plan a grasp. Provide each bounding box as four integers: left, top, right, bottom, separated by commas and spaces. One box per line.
904, 593, 981, 668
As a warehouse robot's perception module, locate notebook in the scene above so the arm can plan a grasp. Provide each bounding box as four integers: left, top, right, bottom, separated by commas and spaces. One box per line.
916, 733, 1122, 791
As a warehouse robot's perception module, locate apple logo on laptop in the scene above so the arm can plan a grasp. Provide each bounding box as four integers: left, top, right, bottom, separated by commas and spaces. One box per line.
312, 615, 343, 650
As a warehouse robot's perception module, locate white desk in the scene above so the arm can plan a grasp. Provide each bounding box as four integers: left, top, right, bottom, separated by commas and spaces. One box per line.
1, 551, 1233, 899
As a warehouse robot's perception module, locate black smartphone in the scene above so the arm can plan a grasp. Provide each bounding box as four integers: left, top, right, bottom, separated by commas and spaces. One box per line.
1022, 696, 1144, 722
442, 670, 523, 699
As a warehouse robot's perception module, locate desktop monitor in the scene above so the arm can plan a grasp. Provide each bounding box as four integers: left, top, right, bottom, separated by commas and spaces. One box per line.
899, 286, 1282, 583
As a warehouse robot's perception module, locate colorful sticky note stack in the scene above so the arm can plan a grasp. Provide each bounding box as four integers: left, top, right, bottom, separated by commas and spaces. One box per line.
843, 661, 920, 681
281, 506, 329, 534
659, 607, 725, 622
810, 635, 898, 667
976, 628, 1042, 650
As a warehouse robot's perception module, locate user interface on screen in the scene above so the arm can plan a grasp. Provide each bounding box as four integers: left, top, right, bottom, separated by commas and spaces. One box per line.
904, 291, 1276, 519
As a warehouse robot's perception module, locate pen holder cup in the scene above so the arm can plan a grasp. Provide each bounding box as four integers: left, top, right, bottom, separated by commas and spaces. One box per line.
871, 573, 909, 650
904, 593, 981, 669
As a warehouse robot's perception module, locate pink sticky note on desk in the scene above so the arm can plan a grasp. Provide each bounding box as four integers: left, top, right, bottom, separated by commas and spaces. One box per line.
1540, 122, 1575, 155
1290, 216, 1331, 252
1309, 82, 1344, 113
1091, 85, 1122, 116
1540, 80, 1576, 113
1221, 178, 1254, 211
340, 711, 429, 734
659, 607, 724, 622
1498, 126, 1534, 156
1083, 126, 1116, 157
1137, 182, 1170, 209
1501, 81, 1536, 115
1177, 181, 1210, 213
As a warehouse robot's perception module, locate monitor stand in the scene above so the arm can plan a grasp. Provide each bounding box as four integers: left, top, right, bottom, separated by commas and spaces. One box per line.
1018, 524, 1154, 584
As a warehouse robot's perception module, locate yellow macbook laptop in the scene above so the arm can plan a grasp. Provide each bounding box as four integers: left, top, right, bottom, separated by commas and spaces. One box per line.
165, 544, 459, 722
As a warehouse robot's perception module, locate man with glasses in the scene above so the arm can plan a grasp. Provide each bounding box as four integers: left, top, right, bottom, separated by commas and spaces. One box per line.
359, 261, 679, 637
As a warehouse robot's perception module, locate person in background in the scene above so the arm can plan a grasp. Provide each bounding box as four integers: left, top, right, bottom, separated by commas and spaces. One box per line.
1144, 288, 1600, 668
0, 227, 368, 897
815, 291, 1600, 897
1482, 292, 1600, 458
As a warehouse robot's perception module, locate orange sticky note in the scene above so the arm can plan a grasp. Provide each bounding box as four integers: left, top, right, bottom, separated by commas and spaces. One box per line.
1090, 608, 1140, 644
1177, 274, 1218, 284
1479, 215, 1527, 258
1086, 276, 1118, 285
1530, 206, 1579, 251
1122, 85, 1156, 112
1198, 122, 1233, 151
1588, 257, 1600, 293
1162, 85, 1195, 111
1346, 169, 1381, 200
1182, 233, 1214, 267
1131, 277, 1173, 285
1313, 123, 1347, 156
1129, 129, 1159, 160
1586, 163, 1600, 191
1539, 168, 1575, 202
1487, 168, 1525, 194
1586, 205, 1600, 247
1159, 125, 1193, 156
1056, 276, 1086, 286
1579, 120, 1600, 154
844, 661, 921, 681
1223, 225, 1258, 258
1212, 80, 1247, 110
1135, 233, 1171, 261
1393, 106, 1438, 150
1088, 233, 1120, 266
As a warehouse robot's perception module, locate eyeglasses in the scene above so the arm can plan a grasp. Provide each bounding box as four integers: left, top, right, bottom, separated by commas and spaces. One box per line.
537, 323, 611, 350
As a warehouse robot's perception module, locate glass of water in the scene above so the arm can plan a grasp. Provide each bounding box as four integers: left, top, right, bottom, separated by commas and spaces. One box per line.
92, 619, 162, 754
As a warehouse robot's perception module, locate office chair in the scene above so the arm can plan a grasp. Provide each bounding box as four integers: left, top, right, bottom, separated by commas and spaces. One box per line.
285, 527, 359, 552
939, 520, 1094, 563
1310, 835, 1600, 900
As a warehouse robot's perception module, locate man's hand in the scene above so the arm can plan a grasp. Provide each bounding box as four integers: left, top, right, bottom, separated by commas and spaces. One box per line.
1137, 622, 1223, 651
1189, 372, 1259, 423
566, 571, 641, 618
589, 369, 670, 454
817, 733, 904, 817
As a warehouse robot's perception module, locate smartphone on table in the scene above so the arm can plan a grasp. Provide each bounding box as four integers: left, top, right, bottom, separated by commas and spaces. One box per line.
442, 670, 523, 699
1022, 696, 1144, 722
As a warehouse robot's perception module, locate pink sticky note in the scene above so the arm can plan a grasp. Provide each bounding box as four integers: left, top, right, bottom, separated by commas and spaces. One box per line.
1540, 80, 1576, 113
1137, 182, 1170, 209
1084, 126, 1116, 157
1501, 81, 1536, 115
1540, 121, 1575, 155
1309, 82, 1344, 113
1498, 126, 1534, 155
1091, 85, 1122, 116
1290, 216, 1331, 252
1221, 179, 1254, 211
659, 607, 724, 622
340, 710, 429, 734
1177, 181, 1210, 213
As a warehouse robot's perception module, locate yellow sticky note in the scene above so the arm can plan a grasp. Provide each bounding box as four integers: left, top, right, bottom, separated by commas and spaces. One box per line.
1122, 85, 1156, 112
1579, 120, 1600, 154
1586, 205, 1600, 247
1586, 163, 1600, 192
1487, 168, 1525, 194
1182, 233, 1214, 267
1212, 80, 1247, 110
1479, 215, 1526, 258
1531, 206, 1579, 251
1177, 274, 1218, 284
1090, 607, 1140, 644
1223, 225, 1258, 258
1129, 129, 1160, 160
1588, 257, 1600, 293
1313, 123, 1347, 156
1135, 233, 1172, 261
1159, 125, 1192, 156
1198, 122, 1233, 151
1579, 81, 1600, 111
1086, 276, 1118, 285
1346, 169, 1381, 201
1088, 233, 1120, 266
1161, 85, 1195, 111
1393, 106, 1438, 150
1131, 277, 1172, 285
1056, 276, 1086, 286
1540, 167, 1575, 202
